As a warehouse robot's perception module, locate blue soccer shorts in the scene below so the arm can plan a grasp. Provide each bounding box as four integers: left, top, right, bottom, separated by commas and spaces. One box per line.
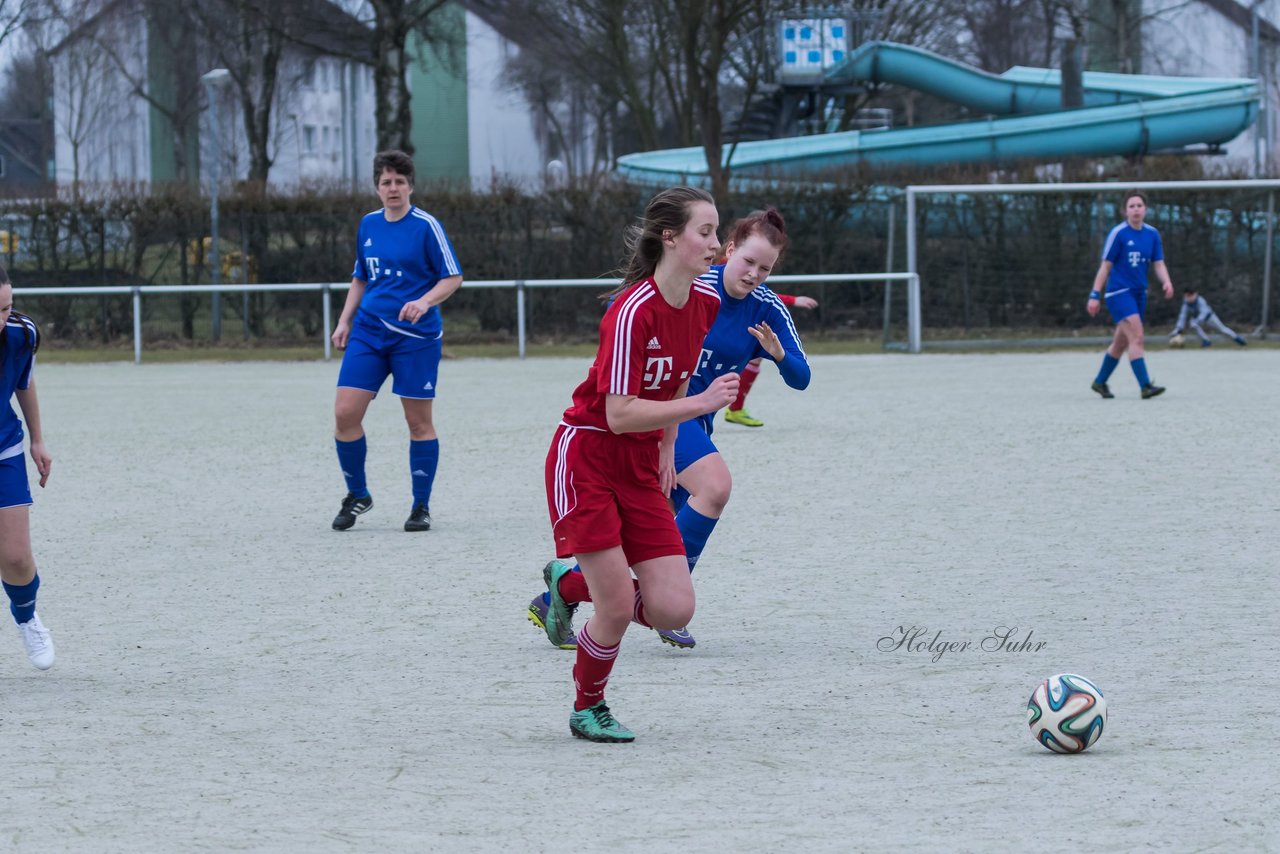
669, 416, 720, 514
337, 315, 442, 399
673, 417, 718, 473
0, 447, 33, 509
1105, 288, 1146, 323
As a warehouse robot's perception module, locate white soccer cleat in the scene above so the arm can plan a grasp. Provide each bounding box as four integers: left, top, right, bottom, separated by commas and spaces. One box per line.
17, 613, 55, 670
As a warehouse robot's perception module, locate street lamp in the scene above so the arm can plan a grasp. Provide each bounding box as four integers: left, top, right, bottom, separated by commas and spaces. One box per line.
201, 67, 232, 342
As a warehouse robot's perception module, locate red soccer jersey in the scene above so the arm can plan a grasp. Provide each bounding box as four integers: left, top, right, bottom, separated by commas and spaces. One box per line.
561, 277, 721, 442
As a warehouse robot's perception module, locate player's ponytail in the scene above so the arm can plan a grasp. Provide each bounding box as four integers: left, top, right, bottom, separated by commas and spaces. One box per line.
726, 207, 790, 262
0, 266, 38, 364
603, 186, 716, 301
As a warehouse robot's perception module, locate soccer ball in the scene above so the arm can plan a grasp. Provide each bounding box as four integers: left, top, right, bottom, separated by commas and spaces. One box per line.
1170, 334, 1186, 348
1027, 673, 1107, 753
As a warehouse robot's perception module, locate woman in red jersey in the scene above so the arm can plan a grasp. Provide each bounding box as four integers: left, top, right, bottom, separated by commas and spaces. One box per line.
541, 187, 739, 742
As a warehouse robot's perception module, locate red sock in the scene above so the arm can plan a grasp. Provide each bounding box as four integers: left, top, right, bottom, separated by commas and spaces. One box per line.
558, 569, 592, 604
574, 621, 619, 710
632, 582, 650, 628
730, 362, 761, 411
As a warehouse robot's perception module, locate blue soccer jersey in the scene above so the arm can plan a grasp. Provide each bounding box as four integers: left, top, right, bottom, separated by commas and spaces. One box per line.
1102, 223, 1163, 296
1, 313, 38, 455
688, 264, 810, 432
351, 205, 462, 337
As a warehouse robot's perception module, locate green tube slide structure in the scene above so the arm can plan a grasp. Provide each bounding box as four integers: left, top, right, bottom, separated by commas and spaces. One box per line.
615, 41, 1260, 183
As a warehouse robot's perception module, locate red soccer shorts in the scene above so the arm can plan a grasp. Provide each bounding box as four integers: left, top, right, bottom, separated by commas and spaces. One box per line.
545, 423, 685, 566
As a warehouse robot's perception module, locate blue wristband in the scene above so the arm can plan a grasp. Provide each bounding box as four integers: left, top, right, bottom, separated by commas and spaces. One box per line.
1089, 290, 1101, 301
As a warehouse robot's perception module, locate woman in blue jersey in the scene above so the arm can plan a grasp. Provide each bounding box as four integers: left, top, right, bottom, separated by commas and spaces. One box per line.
0, 268, 55, 670
1087, 191, 1174, 399
330, 150, 464, 532
528, 207, 810, 650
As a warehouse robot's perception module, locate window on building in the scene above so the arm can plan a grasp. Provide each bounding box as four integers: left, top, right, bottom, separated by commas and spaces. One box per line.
322, 126, 330, 151
303, 125, 316, 153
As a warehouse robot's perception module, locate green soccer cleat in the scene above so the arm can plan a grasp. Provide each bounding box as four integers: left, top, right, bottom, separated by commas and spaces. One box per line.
723, 408, 764, 427
527, 594, 577, 649
570, 702, 635, 743
542, 559, 577, 649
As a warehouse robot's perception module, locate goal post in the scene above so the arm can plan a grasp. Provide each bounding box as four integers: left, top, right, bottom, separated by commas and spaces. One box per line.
902, 179, 1280, 350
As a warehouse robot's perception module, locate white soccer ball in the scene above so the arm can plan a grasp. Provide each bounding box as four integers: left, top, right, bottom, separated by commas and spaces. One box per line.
1027, 673, 1107, 753
1170, 334, 1186, 348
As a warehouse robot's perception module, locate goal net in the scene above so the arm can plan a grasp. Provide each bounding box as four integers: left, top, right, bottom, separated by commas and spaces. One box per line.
889, 179, 1280, 349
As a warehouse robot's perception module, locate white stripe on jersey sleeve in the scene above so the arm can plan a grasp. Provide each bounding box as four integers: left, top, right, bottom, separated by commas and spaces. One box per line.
6, 315, 38, 348
8, 315, 39, 388
412, 209, 462, 277
610, 284, 653, 395
752, 287, 807, 358
692, 280, 721, 302
21, 315, 37, 351
1100, 223, 1125, 261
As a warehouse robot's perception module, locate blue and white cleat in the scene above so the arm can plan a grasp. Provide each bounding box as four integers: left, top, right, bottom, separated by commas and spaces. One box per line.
655, 625, 696, 649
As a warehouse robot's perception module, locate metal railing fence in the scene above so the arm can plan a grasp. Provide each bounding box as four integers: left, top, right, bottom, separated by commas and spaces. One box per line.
15, 272, 921, 363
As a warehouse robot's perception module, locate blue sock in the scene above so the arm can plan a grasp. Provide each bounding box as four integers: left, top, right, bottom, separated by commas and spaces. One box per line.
1094, 353, 1119, 384
676, 505, 719, 574
541, 563, 583, 607
3, 575, 39, 624
409, 438, 439, 508
335, 436, 369, 498
1131, 357, 1152, 388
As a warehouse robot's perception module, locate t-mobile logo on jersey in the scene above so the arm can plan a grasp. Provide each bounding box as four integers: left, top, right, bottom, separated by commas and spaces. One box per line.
367, 257, 381, 278
1128, 251, 1142, 267
643, 356, 674, 389
695, 347, 713, 376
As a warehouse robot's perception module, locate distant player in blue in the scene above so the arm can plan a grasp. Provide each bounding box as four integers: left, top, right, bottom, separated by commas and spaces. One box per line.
527, 208, 810, 649
1086, 191, 1174, 399
1169, 288, 1247, 347
330, 150, 464, 532
0, 267, 56, 670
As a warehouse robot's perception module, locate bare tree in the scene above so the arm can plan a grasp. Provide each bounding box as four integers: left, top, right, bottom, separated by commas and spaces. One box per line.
465, 0, 778, 195
189, 0, 294, 186
36, 0, 203, 184
0, 0, 35, 47
959, 0, 1058, 71
652, 0, 774, 198
287, 0, 459, 155
464, 0, 671, 175
50, 23, 112, 195
0, 48, 52, 181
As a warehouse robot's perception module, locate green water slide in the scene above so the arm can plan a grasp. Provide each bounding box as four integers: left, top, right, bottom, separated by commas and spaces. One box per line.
615, 41, 1260, 183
